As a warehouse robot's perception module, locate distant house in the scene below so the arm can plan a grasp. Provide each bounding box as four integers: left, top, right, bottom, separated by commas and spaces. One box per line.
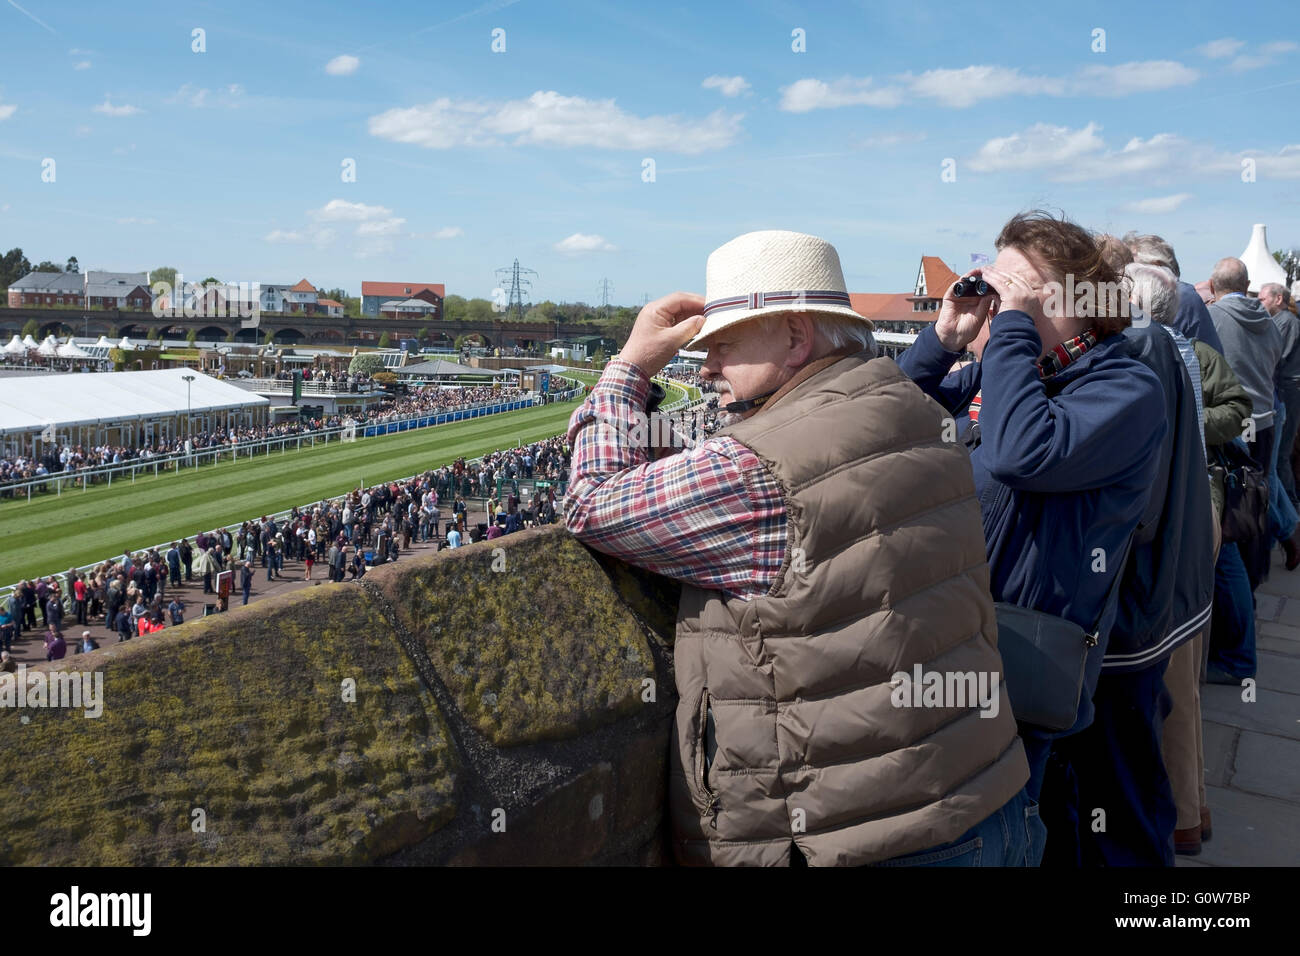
316, 298, 344, 318
378, 297, 440, 319
284, 278, 319, 314
259, 284, 291, 313
86, 271, 152, 310
908, 256, 960, 314
850, 255, 960, 335
362, 281, 444, 319
6, 270, 85, 308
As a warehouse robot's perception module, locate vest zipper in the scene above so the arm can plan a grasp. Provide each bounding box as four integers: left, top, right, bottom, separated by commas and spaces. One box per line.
695, 688, 720, 827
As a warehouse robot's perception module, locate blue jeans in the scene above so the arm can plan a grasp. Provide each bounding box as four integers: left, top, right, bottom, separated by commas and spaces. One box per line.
1211, 540, 1257, 678
868, 788, 1045, 867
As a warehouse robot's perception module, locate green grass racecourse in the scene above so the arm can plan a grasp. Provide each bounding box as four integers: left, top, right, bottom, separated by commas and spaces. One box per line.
566, 369, 699, 407
3, 400, 577, 585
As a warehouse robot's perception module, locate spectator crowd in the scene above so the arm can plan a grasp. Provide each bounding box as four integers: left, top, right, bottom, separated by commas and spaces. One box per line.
561, 217, 1299, 868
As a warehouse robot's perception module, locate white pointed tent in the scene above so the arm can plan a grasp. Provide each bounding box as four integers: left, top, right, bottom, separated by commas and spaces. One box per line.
22, 334, 38, 349
94, 335, 112, 349
1239, 223, 1289, 293
37, 335, 59, 357
3, 335, 24, 356
56, 341, 93, 359
118, 336, 134, 350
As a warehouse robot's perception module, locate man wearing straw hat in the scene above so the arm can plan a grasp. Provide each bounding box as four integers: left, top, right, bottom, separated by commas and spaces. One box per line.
564, 230, 1032, 866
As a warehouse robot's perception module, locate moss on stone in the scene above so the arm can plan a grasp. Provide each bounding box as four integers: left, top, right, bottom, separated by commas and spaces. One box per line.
0, 585, 457, 866
370, 527, 659, 748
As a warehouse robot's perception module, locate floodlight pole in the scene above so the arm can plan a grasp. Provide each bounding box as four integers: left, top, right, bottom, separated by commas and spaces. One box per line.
182, 373, 195, 440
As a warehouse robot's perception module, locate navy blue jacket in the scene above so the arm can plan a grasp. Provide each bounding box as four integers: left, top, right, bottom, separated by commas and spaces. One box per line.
1174, 282, 1224, 355
898, 313, 1166, 721
1103, 324, 1214, 672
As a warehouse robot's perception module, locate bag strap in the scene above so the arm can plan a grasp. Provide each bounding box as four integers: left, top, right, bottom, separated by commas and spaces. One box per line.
1086, 533, 1135, 646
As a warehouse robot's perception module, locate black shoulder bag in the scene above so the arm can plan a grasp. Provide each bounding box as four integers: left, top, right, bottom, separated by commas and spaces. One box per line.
994, 539, 1132, 733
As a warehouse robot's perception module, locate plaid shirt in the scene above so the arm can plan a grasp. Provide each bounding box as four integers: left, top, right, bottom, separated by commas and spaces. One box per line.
563, 359, 786, 600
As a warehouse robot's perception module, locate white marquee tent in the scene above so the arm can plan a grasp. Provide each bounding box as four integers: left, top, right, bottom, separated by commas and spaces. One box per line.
1239, 223, 1289, 293
0, 367, 270, 451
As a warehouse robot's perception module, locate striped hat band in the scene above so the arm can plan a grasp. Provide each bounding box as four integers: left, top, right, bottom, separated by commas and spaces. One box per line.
701, 289, 852, 318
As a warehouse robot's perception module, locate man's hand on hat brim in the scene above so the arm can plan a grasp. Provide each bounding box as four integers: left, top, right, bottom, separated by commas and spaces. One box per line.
620, 292, 706, 378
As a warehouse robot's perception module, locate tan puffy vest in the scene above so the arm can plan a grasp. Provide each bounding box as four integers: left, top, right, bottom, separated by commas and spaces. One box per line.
669, 350, 1028, 866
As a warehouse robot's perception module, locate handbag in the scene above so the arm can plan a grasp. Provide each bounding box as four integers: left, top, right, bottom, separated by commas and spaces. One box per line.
1212, 441, 1268, 543
994, 537, 1133, 732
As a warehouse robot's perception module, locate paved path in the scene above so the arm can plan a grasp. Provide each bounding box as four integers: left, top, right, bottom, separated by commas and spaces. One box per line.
1178, 547, 1300, 867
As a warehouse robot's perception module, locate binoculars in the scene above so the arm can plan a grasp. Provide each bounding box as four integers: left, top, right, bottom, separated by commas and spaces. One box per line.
951, 275, 991, 298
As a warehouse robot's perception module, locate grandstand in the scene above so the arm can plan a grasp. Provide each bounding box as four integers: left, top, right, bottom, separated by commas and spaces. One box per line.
0, 367, 270, 458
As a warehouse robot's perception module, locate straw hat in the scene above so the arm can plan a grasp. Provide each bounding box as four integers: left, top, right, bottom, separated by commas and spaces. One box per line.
688, 230, 870, 349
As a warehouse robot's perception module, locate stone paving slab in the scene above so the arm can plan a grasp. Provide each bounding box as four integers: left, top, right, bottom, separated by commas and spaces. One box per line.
1255, 593, 1284, 623
1255, 649, 1300, 694
1200, 683, 1300, 742
1187, 785, 1300, 867
1202, 720, 1236, 790
1230, 730, 1300, 802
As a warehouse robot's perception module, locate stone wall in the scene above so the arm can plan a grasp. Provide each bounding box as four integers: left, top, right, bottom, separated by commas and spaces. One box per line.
0, 527, 680, 865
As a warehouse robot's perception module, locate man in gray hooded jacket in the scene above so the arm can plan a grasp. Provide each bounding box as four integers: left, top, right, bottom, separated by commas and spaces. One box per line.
1208, 257, 1282, 474
1208, 257, 1283, 596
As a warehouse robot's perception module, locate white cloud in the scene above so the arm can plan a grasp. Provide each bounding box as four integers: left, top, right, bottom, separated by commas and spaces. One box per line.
902, 66, 1063, 107
1076, 59, 1196, 96
166, 83, 243, 108
116, 216, 157, 225
555, 233, 616, 254
782, 60, 1198, 111
326, 54, 360, 76
264, 229, 305, 243
0, 103, 15, 122
968, 122, 1108, 174
73, 60, 90, 70
966, 123, 1265, 183
1121, 193, 1192, 214
369, 90, 743, 154
311, 199, 394, 222
702, 75, 750, 97
779, 77, 903, 112
1198, 37, 1246, 59
1073, 60, 1199, 96
92, 96, 142, 117
432, 226, 462, 239
68, 48, 93, 56
1229, 41, 1299, 72
356, 217, 407, 237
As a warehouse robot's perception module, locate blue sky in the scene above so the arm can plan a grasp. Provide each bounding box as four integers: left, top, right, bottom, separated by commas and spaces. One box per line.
1, 0, 1298, 303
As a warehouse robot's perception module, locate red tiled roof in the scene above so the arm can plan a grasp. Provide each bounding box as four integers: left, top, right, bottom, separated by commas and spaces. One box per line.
291, 278, 316, 293
850, 292, 919, 324
916, 256, 959, 299
362, 281, 445, 299
316, 298, 343, 308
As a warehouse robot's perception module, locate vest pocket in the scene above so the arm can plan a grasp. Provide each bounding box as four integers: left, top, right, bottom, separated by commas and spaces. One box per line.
692, 688, 720, 824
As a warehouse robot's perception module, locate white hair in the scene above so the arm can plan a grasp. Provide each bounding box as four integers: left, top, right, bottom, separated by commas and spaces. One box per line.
753, 311, 876, 357
1125, 262, 1179, 326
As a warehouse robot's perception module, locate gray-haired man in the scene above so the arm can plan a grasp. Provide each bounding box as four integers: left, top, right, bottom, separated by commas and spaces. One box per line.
1261, 282, 1300, 505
